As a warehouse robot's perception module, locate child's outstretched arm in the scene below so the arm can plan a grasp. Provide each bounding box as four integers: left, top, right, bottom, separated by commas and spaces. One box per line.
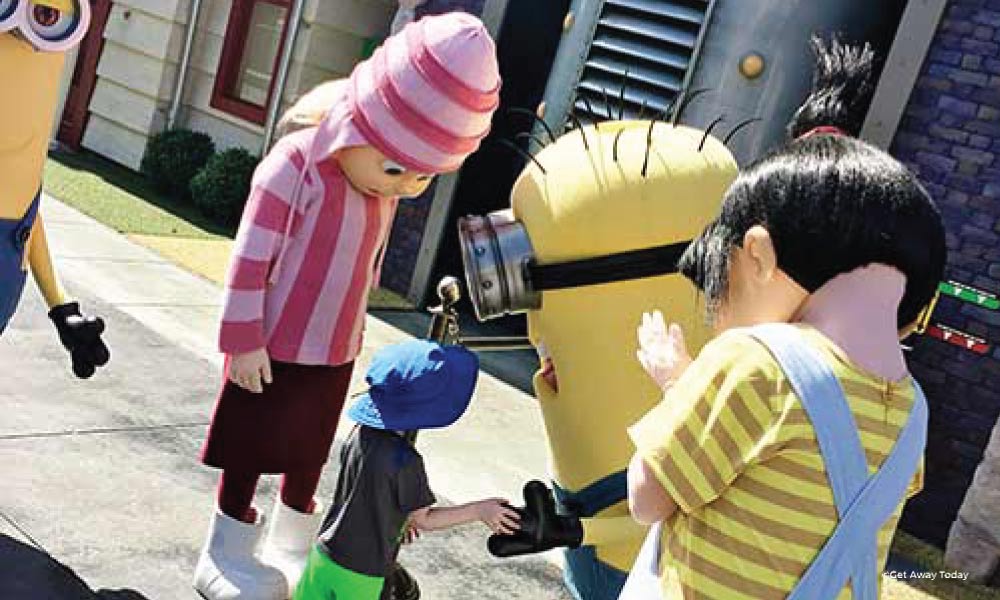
409, 499, 520, 535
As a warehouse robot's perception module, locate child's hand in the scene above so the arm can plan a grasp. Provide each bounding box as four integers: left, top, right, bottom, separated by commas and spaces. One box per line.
475, 499, 521, 535
228, 348, 273, 393
636, 310, 692, 391
402, 523, 421, 544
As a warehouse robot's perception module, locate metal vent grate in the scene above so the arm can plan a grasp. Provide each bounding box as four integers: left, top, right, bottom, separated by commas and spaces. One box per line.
572, 0, 711, 123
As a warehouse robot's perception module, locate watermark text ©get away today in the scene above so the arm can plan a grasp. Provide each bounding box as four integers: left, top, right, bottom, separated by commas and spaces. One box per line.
885, 570, 970, 582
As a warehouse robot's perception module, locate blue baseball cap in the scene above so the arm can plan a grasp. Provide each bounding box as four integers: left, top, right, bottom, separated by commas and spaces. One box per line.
348, 340, 479, 430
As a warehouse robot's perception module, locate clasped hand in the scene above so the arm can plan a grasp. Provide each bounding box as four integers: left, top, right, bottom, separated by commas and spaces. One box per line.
636, 310, 692, 391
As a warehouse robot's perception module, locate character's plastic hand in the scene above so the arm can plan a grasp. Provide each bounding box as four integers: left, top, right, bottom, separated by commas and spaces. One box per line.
475, 498, 521, 535
48, 302, 110, 379
636, 310, 692, 391
487, 480, 582, 558
228, 348, 272, 394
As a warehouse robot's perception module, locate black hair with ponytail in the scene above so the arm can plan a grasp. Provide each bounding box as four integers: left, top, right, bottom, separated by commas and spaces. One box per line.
679, 36, 946, 329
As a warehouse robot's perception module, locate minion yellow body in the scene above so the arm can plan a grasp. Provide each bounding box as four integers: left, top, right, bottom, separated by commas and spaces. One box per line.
510, 121, 737, 597
1, 1, 109, 378
0, 13, 75, 318
0, 33, 68, 302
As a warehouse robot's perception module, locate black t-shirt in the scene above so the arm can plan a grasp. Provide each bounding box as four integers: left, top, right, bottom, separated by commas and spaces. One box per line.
317, 425, 436, 577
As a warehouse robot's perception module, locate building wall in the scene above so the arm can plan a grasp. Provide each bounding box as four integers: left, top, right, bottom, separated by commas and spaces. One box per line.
82, 0, 188, 170
890, 0, 1000, 546
183, 0, 266, 154
181, 0, 395, 154
81, 0, 395, 169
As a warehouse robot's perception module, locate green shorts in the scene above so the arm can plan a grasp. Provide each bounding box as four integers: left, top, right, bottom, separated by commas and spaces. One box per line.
294, 547, 385, 600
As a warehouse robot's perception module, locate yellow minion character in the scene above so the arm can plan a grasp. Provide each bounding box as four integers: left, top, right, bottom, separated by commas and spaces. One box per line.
460, 110, 742, 599
1, 0, 109, 377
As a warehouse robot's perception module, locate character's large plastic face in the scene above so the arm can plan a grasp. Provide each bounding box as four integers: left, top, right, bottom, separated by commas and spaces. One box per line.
336, 145, 435, 199
1, 0, 91, 52
459, 121, 738, 322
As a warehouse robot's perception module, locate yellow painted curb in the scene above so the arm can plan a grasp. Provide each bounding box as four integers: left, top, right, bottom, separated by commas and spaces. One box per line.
128, 234, 414, 310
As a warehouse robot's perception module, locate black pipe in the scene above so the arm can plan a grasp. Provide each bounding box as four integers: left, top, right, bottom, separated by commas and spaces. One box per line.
459, 336, 534, 352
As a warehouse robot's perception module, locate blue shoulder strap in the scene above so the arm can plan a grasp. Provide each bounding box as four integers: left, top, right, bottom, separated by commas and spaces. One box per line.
749, 324, 927, 600
750, 324, 869, 514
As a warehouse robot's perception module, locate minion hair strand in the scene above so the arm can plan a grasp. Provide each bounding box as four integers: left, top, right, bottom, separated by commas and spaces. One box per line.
613, 128, 626, 163
498, 138, 547, 175
601, 86, 614, 120
580, 96, 600, 129
515, 131, 547, 149
699, 115, 726, 152
672, 88, 710, 126
723, 117, 762, 146
641, 120, 657, 178
508, 107, 556, 144
619, 67, 631, 120
566, 110, 591, 150
637, 99, 649, 120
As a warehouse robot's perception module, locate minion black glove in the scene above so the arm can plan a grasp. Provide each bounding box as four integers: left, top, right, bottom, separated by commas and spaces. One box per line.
48, 302, 110, 379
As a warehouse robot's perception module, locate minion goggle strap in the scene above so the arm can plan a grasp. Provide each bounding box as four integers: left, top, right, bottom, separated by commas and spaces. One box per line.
1, 0, 90, 52
458, 211, 690, 321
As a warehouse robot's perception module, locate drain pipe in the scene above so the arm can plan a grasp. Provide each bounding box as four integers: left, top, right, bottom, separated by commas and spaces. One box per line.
262, 0, 307, 151
167, 0, 204, 130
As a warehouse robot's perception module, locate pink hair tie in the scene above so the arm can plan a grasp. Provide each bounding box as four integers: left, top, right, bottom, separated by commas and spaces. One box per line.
798, 126, 847, 140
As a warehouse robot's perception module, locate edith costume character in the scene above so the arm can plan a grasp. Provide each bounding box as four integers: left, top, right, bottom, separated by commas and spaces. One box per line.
294, 340, 518, 600
622, 38, 947, 599
193, 13, 500, 600
473, 115, 739, 599
1, 0, 110, 378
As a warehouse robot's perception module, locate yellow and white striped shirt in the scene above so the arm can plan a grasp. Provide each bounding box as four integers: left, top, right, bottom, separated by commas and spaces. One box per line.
629, 325, 923, 600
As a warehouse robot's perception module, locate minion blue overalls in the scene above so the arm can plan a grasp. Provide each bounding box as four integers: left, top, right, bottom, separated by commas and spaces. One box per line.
0, 193, 39, 333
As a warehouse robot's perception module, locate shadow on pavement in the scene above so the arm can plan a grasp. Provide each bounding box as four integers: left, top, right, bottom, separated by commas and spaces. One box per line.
0, 534, 150, 600
95, 591, 152, 599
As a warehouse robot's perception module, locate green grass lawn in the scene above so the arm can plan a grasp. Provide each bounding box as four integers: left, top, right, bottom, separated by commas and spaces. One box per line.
885, 532, 1000, 600
43, 149, 414, 310
44, 150, 230, 240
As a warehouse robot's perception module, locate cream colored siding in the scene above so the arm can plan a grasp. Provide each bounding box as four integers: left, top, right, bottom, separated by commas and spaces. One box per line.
84, 113, 155, 168
183, 0, 267, 150
89, 78, 164, 136
281, 0, 396, 119
81, 0, 396, 169
82, 1, 187, 169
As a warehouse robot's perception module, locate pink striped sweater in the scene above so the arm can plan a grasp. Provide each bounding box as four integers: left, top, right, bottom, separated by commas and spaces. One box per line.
219, 128, 399, 366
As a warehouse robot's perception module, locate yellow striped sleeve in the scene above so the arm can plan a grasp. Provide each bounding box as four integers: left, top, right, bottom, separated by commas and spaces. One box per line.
907, 457, 925, 499
630, 333, 779, 514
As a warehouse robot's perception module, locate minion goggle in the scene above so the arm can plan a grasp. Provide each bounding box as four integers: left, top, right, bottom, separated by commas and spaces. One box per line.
458, 211, 691, 321
1, 0, 90, 52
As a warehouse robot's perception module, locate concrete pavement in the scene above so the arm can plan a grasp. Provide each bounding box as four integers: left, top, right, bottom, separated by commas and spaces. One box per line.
0, 197, 569, 599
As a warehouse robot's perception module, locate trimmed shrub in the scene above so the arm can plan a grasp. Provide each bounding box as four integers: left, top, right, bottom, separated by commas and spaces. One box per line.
140, 129, 216, 198
191, 147, 260, 228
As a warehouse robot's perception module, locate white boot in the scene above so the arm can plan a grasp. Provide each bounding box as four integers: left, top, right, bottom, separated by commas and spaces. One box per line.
260, 499, 325, 591
193, 507, 289, 600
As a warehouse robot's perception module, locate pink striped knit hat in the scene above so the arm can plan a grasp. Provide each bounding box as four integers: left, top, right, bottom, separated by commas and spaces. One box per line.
269, 13, 499, 284
313, 12, 501, 174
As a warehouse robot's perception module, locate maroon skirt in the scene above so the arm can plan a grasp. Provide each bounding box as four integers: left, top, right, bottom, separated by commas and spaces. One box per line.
201, 359, 355, 473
